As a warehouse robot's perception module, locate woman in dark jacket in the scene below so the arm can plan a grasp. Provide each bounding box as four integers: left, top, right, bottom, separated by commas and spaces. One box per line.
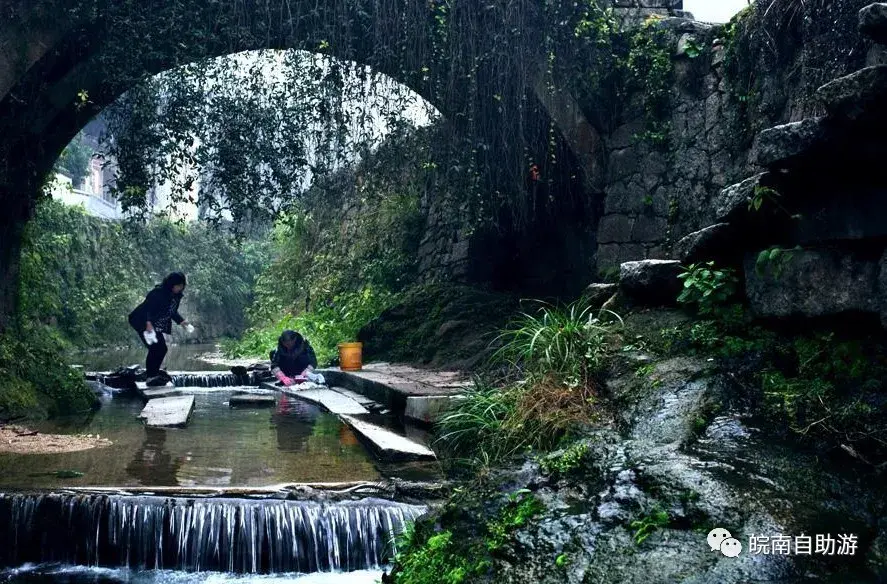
128, 272, 193, 383
270, 330, 321, 386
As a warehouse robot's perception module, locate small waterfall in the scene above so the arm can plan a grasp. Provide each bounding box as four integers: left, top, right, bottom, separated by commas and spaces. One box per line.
169, 373, 258, 387
0, 493, 424, 574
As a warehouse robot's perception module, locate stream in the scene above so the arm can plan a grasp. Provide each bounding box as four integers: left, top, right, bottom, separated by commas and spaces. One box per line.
0, 344, 437, 582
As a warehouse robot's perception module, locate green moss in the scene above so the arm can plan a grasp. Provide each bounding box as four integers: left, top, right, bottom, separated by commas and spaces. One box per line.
538, 441, 590, 478
625, 18, 674, 148
392, 490, 545, 584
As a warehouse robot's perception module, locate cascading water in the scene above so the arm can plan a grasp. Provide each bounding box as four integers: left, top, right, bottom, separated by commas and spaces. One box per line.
169, 373, 260, 387
0, 493, 425, 574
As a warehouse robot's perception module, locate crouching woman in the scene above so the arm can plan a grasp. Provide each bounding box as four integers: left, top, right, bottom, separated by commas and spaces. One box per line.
270, 330, 324, 386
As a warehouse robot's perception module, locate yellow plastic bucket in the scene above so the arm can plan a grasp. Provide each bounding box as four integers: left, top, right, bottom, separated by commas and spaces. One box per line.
338, 342, 363, 371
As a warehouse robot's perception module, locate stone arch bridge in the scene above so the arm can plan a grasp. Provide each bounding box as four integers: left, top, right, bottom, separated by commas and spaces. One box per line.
0, 0, 684, 328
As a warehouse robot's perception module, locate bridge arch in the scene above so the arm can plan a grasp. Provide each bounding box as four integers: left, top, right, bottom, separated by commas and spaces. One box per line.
0, 0, 606, 327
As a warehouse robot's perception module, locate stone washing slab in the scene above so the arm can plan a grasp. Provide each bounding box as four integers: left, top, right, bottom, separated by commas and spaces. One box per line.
141, 387, 184, 399
138, 395, 195, 427
263, 382, 369, 415
134, 381, 175, 399
340, 415, 436, 462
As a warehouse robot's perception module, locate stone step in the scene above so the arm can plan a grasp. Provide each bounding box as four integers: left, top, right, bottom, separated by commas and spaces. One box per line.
754, 117, 829, 168
340, 415, 437, 462
816, 65, 887, 122
860, 3, 887, 44
138, 396, 195, 427
262, 382, 369, 415
142, 387, 184, 399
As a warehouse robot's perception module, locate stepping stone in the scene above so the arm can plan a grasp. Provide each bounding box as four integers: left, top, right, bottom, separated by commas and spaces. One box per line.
264, 382, 369, 415
229, 393, 276, 407
754, 117, 829, 168
138, 396, 195, 427
340, 415, 436, 462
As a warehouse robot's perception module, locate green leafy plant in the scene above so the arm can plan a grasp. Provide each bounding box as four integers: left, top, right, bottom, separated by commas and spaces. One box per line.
493, 301, 622, 387
755, 246, 801, 278
749, 185, 779, 211
683, 37, 703, 58
677, 262, 739, 314
630, 508, 669, 545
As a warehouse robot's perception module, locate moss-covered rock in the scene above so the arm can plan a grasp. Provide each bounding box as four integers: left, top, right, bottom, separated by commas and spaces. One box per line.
358, 283, 520, 370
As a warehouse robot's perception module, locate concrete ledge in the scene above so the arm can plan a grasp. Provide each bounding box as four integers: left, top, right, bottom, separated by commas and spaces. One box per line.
404, 395, 465, 424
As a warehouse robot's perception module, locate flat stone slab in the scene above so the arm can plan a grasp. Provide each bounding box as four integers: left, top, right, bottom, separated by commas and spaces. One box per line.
340, 415, 436, 461
263, 382, 369, 415
138, 396, 195, 427
229, 393, 276, 407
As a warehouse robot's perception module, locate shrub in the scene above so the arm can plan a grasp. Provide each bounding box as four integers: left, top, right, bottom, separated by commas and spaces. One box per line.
0, 326, 95, 419
677, 262, 739, 315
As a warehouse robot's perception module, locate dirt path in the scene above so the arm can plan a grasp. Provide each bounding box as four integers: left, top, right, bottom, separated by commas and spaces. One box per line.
0, 424, 112, 454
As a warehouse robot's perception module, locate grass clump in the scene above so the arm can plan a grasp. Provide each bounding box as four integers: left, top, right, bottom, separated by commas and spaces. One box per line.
437, 298, 621, 465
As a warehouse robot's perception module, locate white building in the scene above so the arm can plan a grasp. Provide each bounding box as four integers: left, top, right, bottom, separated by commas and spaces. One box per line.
50, 156, 123, 220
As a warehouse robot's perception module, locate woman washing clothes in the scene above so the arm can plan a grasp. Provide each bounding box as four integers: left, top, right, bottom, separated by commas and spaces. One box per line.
271, 330, 325, 386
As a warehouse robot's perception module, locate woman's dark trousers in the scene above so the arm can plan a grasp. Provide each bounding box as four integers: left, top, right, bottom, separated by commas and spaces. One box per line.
136, 329, 168, 377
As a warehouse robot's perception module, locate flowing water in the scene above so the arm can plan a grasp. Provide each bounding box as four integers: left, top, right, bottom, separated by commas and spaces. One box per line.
0, 494, 423, 574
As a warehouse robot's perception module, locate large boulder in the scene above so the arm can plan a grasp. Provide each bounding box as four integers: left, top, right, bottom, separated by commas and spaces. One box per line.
619, 260, 682, 306
860, 3, 887, 44
744, 248, 881, 318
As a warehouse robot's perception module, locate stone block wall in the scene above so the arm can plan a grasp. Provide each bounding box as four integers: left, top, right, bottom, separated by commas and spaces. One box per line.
595, 0, 873, 272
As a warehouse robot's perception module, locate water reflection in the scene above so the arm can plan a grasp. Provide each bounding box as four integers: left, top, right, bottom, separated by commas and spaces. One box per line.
125, 428, 184, 487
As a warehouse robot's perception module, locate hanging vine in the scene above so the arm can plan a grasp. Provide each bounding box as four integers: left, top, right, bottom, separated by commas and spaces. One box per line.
11, 0, 684, 232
